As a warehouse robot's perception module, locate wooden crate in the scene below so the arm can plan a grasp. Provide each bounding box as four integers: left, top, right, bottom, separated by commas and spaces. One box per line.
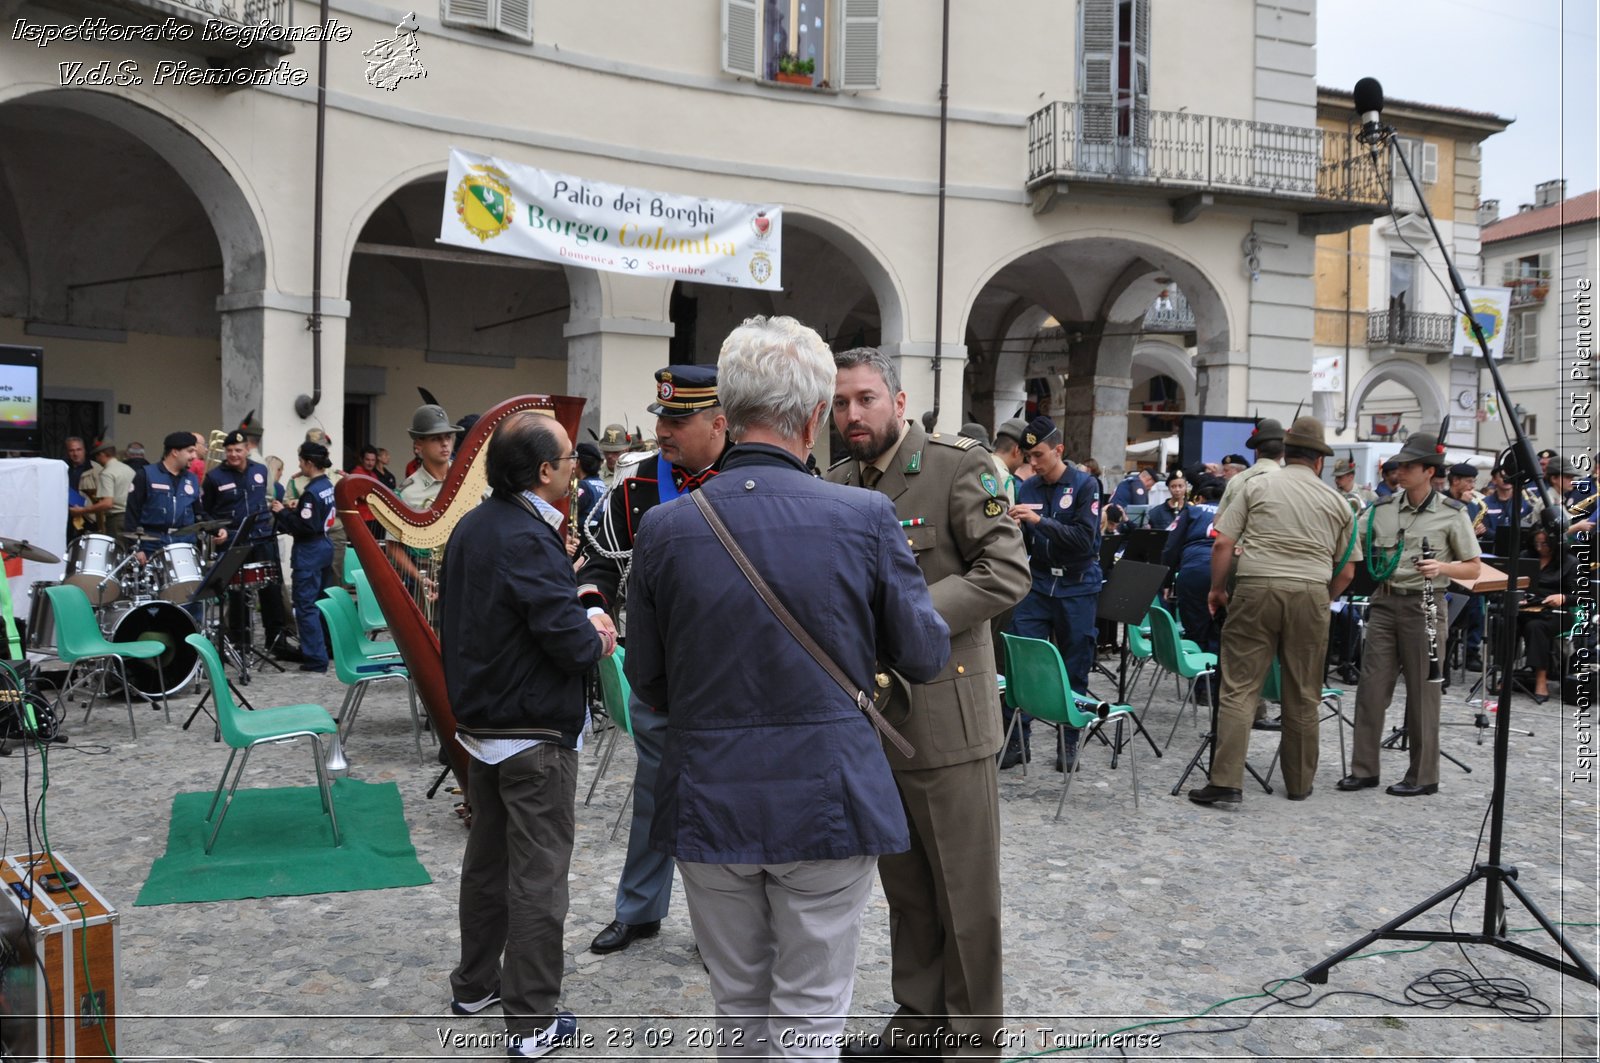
0, 852, 120, 1062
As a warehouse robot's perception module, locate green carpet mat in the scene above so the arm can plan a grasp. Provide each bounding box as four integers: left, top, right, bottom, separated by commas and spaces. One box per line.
136, 779, 431, 905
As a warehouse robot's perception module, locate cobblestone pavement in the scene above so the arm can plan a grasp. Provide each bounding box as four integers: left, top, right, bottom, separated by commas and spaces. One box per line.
4, 643, 1596, 1061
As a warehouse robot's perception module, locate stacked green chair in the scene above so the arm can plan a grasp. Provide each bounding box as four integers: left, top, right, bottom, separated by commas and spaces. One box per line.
1002, 633, 1140, 816
44, 584, 169, 737
316, 593, 423, 764
186, 634, 341, 853
350, 567, 391, 640
1143, 605, 1218, 747
1260, 657, 1351, 783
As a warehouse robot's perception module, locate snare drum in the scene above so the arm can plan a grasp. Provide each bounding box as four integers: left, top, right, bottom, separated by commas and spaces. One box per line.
64, 534, 127, 606
231, 561, 281, 588
153, 543, 203, 604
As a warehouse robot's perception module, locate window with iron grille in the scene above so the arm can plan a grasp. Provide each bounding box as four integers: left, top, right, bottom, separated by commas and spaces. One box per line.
721, 0, 880, 90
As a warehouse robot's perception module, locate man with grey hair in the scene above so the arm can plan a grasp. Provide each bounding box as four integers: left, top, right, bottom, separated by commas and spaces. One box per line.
829, 346, 1029, 1059
628, 315, 950, 1055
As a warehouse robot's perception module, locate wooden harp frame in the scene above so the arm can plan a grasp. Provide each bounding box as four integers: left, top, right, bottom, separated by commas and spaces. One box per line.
336, 393, 586, 794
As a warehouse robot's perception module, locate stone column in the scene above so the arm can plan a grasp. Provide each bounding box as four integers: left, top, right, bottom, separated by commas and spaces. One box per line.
881, 340, 969, 436
1061, 373, 1133, 476
217, 289, 350, 462
563, 270, 676, 442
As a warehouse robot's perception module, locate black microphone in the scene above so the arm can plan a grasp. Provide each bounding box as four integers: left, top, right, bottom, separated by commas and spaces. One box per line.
1353, 77, 1385, 145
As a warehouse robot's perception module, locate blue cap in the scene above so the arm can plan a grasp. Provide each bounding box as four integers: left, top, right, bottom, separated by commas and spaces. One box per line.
647, 364, 719, 418
1020, 415, 1057, 449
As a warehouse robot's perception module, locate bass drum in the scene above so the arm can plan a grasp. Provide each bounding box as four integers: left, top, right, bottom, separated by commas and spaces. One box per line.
101, 601, 199, 698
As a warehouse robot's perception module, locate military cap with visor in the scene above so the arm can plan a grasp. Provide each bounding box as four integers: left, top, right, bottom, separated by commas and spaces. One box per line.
646, 364, 719, 418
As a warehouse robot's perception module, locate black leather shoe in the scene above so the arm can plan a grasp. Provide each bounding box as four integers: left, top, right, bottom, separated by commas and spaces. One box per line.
589, 919, 661, 954
1187, 784, 1241, 807
1252, 716, 1283, 731
1464, 654, 1483, 672
999, 743, 1030, 769
1336, 774, 1379, 791
1385, 781, 1438, 797
1288, 786, 1313, 801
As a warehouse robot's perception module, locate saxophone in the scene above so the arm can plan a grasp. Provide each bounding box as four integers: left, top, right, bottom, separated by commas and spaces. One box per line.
1419, 536, 1443, 684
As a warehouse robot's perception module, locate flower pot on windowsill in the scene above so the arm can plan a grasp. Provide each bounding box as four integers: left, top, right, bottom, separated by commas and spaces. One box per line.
774, 71, 813, 85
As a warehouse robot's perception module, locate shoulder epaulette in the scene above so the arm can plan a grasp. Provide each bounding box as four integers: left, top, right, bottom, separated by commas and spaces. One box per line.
1373, 494, 1398, 506
1440, 495, 1466, 512
928, 433, 977, 451
828, 455, 852, 470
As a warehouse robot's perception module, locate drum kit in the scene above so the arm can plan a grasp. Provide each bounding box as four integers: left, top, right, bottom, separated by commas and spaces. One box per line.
22, 519, 283, 703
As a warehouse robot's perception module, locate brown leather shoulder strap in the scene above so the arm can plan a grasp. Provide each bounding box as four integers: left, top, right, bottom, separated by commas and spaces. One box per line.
689, 489, 914, 758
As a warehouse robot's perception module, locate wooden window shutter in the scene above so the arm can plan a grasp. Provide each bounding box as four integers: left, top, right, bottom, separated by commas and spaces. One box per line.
441, 0, 492, 31
722, 0, 760, 78
839, 0, 882, 91
1421, 141, 1439, 184
1132, 0, 1150, 143
1079, 0, 1116, 141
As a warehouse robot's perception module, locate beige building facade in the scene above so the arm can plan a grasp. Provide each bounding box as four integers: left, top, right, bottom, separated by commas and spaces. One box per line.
3, 0, 1382, 473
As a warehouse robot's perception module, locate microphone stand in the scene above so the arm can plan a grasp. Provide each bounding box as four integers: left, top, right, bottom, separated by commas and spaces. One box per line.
1302, 123, 1596, 986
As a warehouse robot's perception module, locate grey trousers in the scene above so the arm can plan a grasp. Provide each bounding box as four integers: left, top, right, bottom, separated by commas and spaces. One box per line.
679, 856, 877, 1060
1211, 578, 1330, 796
1351, 592, 1445, 788
451, 743, 578, 1036
613, 698, 675, 923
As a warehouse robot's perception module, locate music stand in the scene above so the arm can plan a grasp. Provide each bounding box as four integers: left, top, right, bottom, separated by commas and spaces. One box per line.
1094, 559, 1169, 765
182, 517, 260, 734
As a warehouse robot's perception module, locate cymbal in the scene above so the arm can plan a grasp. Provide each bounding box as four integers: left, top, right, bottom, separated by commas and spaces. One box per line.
0, 537, 61, 565
170, 519, 229, 537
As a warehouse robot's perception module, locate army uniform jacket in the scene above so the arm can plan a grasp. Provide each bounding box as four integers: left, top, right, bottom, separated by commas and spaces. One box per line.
826, 422, 1030, 770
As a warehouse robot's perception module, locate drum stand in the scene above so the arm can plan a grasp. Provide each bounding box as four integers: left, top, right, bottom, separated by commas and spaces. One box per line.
233, 581, 285, 675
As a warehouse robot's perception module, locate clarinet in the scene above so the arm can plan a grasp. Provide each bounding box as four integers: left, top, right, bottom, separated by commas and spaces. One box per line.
1419, 536, 1443, 684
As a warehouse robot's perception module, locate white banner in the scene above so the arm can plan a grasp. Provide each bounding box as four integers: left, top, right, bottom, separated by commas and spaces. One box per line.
1457, 286, 1512, 359
439, 149, 781, 290
1311, 355, 1343, 393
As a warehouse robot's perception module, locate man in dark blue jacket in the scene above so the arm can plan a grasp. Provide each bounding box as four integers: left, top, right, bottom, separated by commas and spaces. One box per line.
1006, 415, 1103, 770
270, 442, 337, 673
203, 430, 287, 655
626, 315, 948, 1055
439, 411, 616, 1059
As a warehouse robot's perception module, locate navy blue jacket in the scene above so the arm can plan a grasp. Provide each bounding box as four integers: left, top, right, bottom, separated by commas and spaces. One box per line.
274, 474, 335, 543
1163, 501, 1220, 574
127, 461, 202, 550
202, 460, 275, 543
1109, 475, 1149, 510
626, 444, 950, 864
440, 493, 605, 743
1016, 466, 1103, 596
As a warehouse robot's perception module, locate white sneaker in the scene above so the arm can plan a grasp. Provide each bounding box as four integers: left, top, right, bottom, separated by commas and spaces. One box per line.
507, 1011, 579, 1058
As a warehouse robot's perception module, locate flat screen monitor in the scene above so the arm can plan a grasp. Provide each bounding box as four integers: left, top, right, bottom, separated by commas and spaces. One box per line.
0, 345, 42, 454
1178, 415, 1259, 474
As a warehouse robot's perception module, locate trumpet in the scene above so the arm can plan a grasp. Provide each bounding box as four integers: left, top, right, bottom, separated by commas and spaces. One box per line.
1419, 536, 1443, 684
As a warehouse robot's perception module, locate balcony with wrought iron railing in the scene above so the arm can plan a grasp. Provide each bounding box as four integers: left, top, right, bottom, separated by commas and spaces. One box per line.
1365, 309, 1455, 352
42, 0, 295, 73
1501, 266, 1552, 308
1027, 101, 1386, 226
1142, 287, 1195, 334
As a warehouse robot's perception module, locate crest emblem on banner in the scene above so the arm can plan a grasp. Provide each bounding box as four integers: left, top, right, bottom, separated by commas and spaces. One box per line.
751, 211, 773, 240
453, 165, 515, 243
749, 252, 773, 285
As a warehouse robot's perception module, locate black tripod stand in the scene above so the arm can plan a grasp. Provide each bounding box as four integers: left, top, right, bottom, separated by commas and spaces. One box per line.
1303, 80, 1597, 988
1094, 558, 1170, 768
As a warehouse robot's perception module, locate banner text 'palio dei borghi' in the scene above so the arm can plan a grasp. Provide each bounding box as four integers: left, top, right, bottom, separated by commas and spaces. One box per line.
439, 149, 782, 291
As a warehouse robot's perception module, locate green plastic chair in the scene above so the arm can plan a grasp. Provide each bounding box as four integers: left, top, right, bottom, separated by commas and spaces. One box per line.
586, 648, 636, 839
1260, 658, 1351, 783
1002, 633, 1140, 816
316, 594, 424, 764
321, 588, 399, 663
1143, 605, 1218, 748
350, 568, 390, 637
342, 547, 363, 588
1126, 614, 1157, 696
186, 634, 341, 853
44, 583, 169, 737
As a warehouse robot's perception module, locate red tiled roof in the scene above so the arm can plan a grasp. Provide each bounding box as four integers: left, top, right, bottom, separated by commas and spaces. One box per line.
1317, 86, 1511, 126
1482, 190, 1600, 243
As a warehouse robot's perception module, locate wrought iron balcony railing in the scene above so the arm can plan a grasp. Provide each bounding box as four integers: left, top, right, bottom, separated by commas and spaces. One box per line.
1501, 267, 1552, 307
1027, 101, 1386, 206
1142, 288, 1195, 333
1366, 309, 1455, 351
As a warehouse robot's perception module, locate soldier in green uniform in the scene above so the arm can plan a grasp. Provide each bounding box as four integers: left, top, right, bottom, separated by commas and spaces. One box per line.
1338, 432, 1481, 797
1190, 417, 1358, 808
828, 347, 1028, 1060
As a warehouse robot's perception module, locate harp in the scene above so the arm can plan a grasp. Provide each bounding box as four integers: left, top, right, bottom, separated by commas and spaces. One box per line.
336, 394, 586, 795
